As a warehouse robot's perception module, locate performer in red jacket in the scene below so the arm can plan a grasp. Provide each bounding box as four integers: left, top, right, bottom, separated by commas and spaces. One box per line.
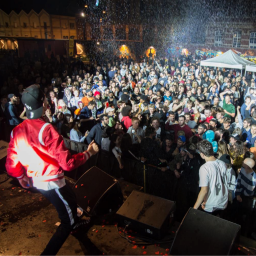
5, 84, 99, 255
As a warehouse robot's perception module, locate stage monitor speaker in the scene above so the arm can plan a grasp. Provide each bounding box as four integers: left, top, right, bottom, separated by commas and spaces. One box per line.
73, 166, 123, 216
170, 208, 241, 255
116, 190, 176, 239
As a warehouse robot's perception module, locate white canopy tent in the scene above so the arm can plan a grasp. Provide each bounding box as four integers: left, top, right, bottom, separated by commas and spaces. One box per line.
200, 49, 256, 75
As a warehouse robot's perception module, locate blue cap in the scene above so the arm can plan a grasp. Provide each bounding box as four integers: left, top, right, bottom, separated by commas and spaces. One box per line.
178, 135, 186, 142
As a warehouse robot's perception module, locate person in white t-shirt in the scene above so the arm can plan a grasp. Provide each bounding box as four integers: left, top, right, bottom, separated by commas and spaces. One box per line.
194, 140, 228, 215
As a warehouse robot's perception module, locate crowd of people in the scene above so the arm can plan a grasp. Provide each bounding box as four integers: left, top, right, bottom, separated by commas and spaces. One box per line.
1, 51, 256, 239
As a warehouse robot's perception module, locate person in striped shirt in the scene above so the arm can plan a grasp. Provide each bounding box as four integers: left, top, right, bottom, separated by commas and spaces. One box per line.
232, 158, 256, 237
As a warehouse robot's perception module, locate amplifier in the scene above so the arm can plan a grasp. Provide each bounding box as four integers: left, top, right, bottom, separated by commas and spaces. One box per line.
116, 190, 176, 239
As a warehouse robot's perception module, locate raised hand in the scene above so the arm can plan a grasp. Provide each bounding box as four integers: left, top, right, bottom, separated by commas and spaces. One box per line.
87, 140, 99, 156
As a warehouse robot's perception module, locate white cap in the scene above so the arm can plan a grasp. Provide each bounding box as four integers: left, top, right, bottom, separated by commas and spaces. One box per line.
106, 107, 114, 113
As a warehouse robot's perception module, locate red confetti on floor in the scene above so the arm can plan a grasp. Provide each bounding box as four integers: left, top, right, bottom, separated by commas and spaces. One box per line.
165, 248, 170, 252
81, 184, 84, 186
142, 246, 145, 249
132, 245, 137, 249
12, 187, 15, 189
38, 234, 41, 237
95, 230, 98, 233
155, 251, 159, 255
102, 225, 105, 227
18, 252, 22, 255
75, 185, 77, 188
0, 222, 4, 225
84, 196, 86, 198
143, 251, 147, 254
43, 220, 46, 222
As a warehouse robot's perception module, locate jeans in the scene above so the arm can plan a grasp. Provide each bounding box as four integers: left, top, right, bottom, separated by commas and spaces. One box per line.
231, 196, 255, 236
39, 184, 79, 255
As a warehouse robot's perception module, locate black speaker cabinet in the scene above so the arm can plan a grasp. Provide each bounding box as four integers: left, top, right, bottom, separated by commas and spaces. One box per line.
116, 190, 176, 239
170, 208, 241, 255
73, 166, 123, 216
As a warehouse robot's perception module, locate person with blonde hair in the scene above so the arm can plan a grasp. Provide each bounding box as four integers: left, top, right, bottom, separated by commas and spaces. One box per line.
217, 140, 228, 158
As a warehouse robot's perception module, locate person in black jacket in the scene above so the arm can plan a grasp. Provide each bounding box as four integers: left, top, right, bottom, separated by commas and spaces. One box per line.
178, 144, 203, 213
86, 114, 109, 146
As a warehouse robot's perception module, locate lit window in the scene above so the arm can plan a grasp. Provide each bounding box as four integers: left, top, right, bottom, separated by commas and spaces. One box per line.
214, 30, 223, 46
70, 23, 75, 29
249, 32, 256, 49
23, 22, 27, 28
233, 31, 241, 48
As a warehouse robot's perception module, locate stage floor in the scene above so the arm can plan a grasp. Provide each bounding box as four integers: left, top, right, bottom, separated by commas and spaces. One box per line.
0, 172, 256, 255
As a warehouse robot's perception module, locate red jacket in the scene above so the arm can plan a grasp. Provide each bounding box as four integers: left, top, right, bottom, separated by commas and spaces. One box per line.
6, 119, 90, 188
121, 116, 132, 131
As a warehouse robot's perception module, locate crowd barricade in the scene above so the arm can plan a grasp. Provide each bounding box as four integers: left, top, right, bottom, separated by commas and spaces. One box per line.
63, 137, 179, 201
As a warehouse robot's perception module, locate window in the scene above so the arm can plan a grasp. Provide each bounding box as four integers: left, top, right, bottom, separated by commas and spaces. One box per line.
14, 22, 17, 28
128, 27, 140, 41
44, 22, 47, 29
233, 31, 241, 47
33, 22, 36, 28
92, 27, 101, 40
70, 23, 75, 29
63, 36, 68, 39
5, 22, 9, 28
115, 27, 126, 40
23, 22, 27, 28
249, 32, 256, 48
103, 27, 113, 40
70, 36, 75, 39
214, 30, 223, 46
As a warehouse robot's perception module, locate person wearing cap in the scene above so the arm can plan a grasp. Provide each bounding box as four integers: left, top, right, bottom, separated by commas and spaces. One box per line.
105, 107, 116, 127
5, 84, 99, 255
194, 140, 228, 215
94, 91, 104, 115
5, 93, 22, 136
232, 158, 256, 237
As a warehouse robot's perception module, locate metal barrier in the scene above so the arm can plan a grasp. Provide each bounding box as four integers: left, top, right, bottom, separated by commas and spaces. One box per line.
63, 137, 179, 201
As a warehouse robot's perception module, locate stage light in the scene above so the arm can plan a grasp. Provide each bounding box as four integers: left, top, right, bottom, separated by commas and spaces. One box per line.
81, 12, 85, 17
97, 41, 100, 45
100, 18, 102, 22
96, 0, 99, 6
84, 5, 88, 8
103, 11, 106, 14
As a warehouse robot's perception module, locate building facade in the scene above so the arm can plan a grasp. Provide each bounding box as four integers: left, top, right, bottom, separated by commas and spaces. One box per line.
0, 9, 77, 40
